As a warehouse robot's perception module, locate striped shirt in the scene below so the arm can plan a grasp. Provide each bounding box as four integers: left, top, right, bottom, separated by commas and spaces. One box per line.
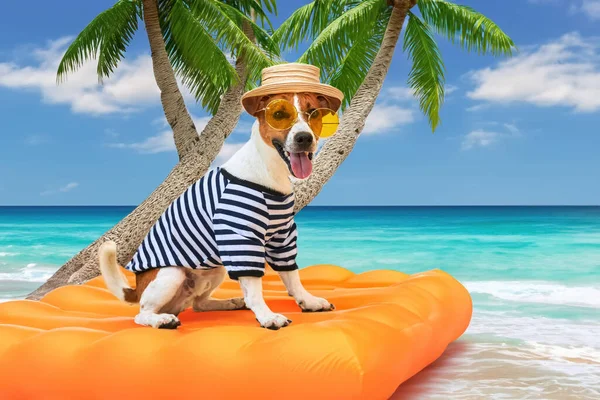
125, 168, 298, 279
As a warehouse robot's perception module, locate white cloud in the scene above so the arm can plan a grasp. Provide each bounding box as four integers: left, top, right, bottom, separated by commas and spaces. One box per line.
446, 84, 459, 95
363, 105, 415, 134
60, 182, 79, 192
465, 104, 489, 112
581, 0, 600, 19
109, 131, 175, 154
461, 123, 520, 151
108, 115, 212, 154
360, 86, 420, 135
461, 130, 500, 151
386, 86, 415, 101
503, 123, 520, 135
467, 32, 600, 112
0, 37, 194, 116
41, 182, 79, 196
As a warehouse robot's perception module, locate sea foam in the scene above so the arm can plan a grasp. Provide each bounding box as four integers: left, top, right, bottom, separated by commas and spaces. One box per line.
466, 281, 600, 308
0, 264, 55, 283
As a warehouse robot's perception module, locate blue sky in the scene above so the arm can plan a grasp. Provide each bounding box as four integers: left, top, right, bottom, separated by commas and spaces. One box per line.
1, 0, 599, 206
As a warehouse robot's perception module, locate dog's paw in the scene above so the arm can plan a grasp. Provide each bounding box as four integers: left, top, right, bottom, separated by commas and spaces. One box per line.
298, 295, 335, 313
230, 297, 248, 310
134, 312, 181, 329
155, 314, 181, 329
256, 313, 292, 330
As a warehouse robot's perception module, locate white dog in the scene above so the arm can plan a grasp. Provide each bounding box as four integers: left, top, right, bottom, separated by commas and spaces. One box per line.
99, 78, 343, 330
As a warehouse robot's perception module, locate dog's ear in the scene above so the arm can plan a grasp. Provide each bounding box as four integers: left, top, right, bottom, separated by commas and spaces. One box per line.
244, 95, 272, 117
316, 95, 340, 112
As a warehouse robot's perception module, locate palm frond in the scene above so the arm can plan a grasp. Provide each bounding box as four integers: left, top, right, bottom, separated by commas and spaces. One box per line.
57, 0, 140, 83
220, 0, 277, 29
272, 0, 342, 51
328, 6, 391, 110
211, 0, 279, 87
212, 1, 279, 57
417, 0, 515, 56
185, 0, 277, 84
297, 0, 387, 74
165, 0, 239, 113
403, 11, 445, 132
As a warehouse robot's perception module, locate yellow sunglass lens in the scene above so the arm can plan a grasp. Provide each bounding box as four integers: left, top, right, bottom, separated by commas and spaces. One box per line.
309, 108, 339, 138
265, 100, 297, 130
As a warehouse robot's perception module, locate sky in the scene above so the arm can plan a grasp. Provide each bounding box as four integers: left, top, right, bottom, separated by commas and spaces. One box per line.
0, 0, 599, 206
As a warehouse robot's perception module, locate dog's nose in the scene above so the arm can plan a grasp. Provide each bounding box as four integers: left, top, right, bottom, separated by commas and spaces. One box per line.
294, 132, 313, 146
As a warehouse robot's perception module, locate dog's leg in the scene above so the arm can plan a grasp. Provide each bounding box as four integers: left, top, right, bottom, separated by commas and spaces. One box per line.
278, 270, 335, 312
239, 276, 291, 330
134, 267, 186, 329
193, 297, 247, 311
192, 267, 246, 312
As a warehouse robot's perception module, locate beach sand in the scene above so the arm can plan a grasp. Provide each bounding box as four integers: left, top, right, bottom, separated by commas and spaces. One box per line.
391, 339, 600, 399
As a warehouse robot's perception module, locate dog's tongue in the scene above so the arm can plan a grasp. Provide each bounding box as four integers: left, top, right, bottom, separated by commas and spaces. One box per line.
290, 152, 312, 179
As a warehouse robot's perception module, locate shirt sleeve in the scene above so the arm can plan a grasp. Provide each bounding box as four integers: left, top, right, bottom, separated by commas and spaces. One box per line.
265, 220, 298, 272
213, 188, 269, 280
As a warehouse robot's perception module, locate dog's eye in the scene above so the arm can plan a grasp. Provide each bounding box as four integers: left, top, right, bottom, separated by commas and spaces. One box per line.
273, 110, 289, 120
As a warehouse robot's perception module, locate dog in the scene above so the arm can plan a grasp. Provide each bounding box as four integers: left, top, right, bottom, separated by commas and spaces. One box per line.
98, 91, 338, 330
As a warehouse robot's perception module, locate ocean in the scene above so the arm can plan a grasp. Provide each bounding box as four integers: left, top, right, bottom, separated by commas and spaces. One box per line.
1, 206, 599, 398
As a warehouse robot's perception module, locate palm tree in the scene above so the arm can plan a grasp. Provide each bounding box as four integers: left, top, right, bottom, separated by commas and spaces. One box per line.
273, 0, 515, 210
27, 0, 278, 299
28, 0, 514, 299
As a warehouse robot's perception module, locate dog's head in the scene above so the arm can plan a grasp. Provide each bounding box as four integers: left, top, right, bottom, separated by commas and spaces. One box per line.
244, 92, 336, 180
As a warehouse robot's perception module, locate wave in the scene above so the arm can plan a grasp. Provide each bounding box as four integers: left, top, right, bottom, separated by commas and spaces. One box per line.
467, 310, 600, 350
466, 281, 600, 308
0, 263, 56, 283
527, 341, 600, 363
0, 252, 19, 257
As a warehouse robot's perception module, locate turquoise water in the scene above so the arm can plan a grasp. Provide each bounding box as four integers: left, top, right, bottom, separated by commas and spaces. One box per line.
1, 206, 599, 397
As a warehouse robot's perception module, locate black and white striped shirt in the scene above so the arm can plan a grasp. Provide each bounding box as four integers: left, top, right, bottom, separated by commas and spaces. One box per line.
125, 168, 298, 279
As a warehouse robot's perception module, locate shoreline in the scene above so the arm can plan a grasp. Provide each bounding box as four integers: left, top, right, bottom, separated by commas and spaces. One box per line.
391, 339, 600, 399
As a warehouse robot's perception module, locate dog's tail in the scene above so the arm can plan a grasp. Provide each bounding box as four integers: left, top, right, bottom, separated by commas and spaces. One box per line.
98, 241, 139, 303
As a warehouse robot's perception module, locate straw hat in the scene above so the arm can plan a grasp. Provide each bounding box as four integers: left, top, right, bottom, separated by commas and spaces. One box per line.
241, 63, 344, 114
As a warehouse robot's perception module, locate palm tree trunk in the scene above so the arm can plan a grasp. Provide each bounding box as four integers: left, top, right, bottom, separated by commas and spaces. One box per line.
142, 0, 199, 160
294, 2, 412, 211
26, 22, 254, 300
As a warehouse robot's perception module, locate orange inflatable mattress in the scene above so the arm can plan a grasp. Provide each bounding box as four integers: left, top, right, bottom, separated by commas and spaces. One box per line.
0, 265, 472, 400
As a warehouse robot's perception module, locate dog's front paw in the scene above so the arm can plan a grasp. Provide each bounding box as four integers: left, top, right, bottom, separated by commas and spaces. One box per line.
133, 313, 181, 329
256, 313, 292, 330
298, 295, 335, 313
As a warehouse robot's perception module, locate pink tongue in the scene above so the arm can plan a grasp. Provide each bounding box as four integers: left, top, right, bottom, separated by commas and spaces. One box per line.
290, 152, 313, 179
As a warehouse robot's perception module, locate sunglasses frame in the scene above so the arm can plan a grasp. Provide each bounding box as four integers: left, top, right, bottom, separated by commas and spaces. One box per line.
256, 99, 339, 138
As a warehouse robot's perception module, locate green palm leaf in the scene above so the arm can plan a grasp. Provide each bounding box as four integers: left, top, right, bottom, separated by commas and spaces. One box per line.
210, 1, 280, 88
328, 6, 391, 110
417, 0, 515, 56
297, 0, 387, 77
272, 0, 341, 51
164, 0, 239, 113
57, 0, 140, 83
403, 11, 445, 132
221, 0, 277, 29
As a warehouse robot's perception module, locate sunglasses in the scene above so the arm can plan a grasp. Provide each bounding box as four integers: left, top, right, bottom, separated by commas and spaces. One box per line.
257, 99, 340, 138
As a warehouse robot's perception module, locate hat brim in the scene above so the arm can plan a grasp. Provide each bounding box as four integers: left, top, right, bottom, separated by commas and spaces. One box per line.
241, 81, 344, 115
